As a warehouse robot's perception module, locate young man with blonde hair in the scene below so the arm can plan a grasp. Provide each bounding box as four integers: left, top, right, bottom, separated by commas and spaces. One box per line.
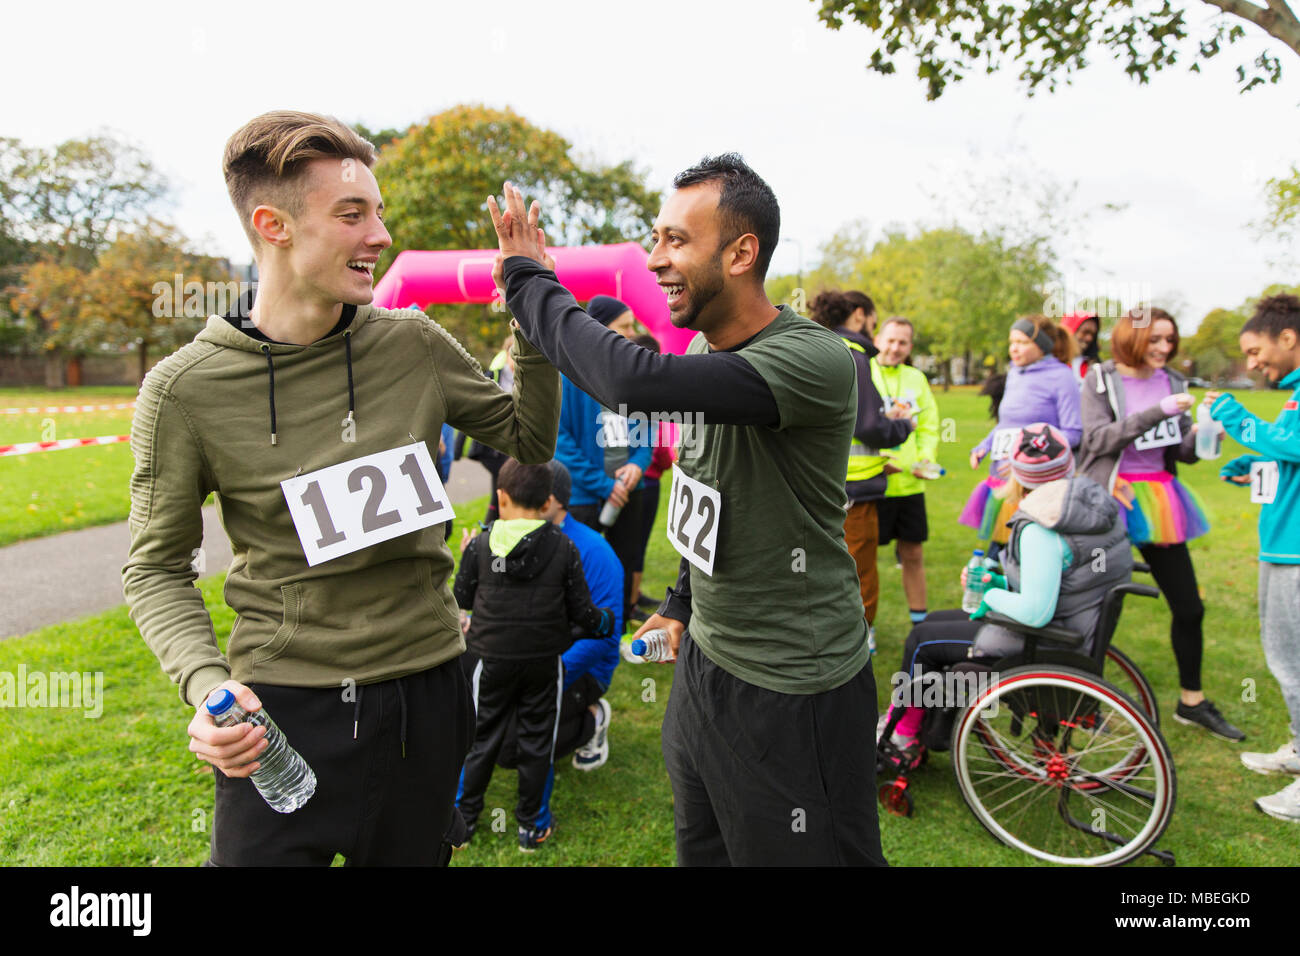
123, 110, 560, 865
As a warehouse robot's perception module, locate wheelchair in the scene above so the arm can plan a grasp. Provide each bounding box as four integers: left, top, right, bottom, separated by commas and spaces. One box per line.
876, 564, 1176, 866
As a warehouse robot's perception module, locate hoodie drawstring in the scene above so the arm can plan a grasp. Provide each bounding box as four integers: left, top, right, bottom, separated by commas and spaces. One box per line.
343, 330, 356, 429
259, 331, 357, 446
261, 344, 278, 446
350, 679, 408, 759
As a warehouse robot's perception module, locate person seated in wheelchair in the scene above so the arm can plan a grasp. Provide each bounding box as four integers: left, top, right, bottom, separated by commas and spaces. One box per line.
881, 423, 1133, 765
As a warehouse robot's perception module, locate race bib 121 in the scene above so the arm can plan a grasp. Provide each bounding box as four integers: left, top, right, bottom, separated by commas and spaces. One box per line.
281, 441, 453, 567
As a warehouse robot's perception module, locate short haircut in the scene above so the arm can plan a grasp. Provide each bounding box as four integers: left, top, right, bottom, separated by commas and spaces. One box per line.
842, 290, 876, 319
497, 458, 553, 510
632, 332, 661, 353
673, 153, 780, 280
223, 110, 378, 252
1241, 294, 1300, 340
1111, 307, 1179, 367
1014, 314, 1077, 365
878, 315, 914, 337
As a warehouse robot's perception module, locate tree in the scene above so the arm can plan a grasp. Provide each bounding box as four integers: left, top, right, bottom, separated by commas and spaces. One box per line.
812, 0, 1300, 100
802, 222, 1057, 385
78, 221, 226, 384
0, 134, 167, 271
371, 105, 661, 359
1261, 163, 1300, 245
8, 260, 89, 386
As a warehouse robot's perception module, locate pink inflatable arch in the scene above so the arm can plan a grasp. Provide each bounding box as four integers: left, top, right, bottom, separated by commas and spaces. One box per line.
371, 242, 691, 355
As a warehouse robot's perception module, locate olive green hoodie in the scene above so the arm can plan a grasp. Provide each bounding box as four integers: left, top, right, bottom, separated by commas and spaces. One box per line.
122, 305, 560, 707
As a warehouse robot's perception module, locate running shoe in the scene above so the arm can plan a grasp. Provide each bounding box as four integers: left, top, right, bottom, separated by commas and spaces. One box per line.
1173, 699, 1245, 742
1241, 741, 1300, 775
518, 824, 554, 852
572, 698, 611, 771
1256, 778, 1300, 823
635, 592, 661, 612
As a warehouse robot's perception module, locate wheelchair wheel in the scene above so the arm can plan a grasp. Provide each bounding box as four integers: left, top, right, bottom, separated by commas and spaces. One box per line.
951, 665, 1175, 866
1104, 646, 1159, 727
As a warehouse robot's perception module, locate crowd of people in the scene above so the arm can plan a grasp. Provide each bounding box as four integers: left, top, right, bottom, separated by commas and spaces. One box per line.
122, 109, 1300, 870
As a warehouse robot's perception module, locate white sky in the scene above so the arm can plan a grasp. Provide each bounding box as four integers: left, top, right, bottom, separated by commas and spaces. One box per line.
7, 0, 1299, 327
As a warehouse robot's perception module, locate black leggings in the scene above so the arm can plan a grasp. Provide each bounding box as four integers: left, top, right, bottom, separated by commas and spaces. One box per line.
1138, 542, 1204, 692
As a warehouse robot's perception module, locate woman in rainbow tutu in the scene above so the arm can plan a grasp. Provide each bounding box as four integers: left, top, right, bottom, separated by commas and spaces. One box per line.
1078, 307, 1244, 741
961, 315, 1082, 547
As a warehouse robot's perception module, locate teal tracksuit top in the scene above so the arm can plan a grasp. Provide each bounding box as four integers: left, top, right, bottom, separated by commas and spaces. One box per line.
1211, 366, 1300, 564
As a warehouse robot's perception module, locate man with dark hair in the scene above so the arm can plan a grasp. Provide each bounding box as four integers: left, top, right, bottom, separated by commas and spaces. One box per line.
1210, 293, 1300, 821
454, 458, 615, 850
123, 111, 561, 866
487, 156, 886, 866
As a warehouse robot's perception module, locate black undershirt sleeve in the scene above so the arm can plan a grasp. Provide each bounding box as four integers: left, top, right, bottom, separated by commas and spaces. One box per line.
503, 257, 779, 427
657, 556, 693, 624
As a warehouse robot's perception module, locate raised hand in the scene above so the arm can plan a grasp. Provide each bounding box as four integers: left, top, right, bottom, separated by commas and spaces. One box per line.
487, 182, 548, 264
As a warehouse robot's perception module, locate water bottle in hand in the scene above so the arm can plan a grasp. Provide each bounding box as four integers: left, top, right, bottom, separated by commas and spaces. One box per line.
1195, 404, 1221, 460
961, 549, 989, 613
626, 629, 675, 662
205, 689, 317, 813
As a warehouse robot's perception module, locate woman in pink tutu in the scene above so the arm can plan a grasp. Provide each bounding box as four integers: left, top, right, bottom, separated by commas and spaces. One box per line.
961, 315, 1082, 546
1078, 307, 1244, 741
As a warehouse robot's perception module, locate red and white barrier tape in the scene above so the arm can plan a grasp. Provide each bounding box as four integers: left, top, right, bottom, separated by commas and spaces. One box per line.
1, 402, 136, 415
0, 435, 130, 457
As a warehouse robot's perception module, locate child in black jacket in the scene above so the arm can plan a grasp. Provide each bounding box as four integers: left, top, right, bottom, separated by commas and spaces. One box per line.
453, 458, 614, 851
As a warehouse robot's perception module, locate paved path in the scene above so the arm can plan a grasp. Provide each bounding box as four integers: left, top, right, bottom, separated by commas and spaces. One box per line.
0, 459, 492, 639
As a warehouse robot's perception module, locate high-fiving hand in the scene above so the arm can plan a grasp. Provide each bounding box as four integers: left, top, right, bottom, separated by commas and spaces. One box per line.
487, 182, 548, 265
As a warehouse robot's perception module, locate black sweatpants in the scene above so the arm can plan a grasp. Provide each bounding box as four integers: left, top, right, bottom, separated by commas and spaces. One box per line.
661, 632, 887, 867
1138, 543, 1204, 691
457, 655, 563, 830
207, 659, 474, 866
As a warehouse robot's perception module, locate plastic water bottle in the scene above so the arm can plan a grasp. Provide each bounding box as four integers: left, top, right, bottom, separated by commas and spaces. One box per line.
627, 629, 675, 662
1195, 404, 1221, 460
914, 461, 946, 479
962, 549, 989, 613
599, 499, 623, 526
205, 689, 317, 813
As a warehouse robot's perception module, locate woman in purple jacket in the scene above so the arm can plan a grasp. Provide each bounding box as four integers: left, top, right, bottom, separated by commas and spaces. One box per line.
960, 315, 1082, 544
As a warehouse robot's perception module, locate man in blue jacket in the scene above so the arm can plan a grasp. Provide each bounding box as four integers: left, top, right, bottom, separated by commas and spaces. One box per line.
1210, 293, 1300, 822
554, 296, 652, 626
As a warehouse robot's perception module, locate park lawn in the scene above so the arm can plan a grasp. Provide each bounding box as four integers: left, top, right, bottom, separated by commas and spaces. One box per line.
0, 387, 140, 547
0, 384, 1296, 866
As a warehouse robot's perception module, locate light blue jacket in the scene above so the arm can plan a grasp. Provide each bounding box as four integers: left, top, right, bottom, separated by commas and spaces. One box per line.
1212, 366, 1300, 564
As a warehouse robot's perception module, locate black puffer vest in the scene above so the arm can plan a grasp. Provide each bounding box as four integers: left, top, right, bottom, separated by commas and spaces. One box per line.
468, 523, 573, 660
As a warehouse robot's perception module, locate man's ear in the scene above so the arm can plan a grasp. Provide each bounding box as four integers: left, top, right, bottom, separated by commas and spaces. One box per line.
726, 233, 761, 278
1281, 328, 1299, 352
251, 204, 292, 249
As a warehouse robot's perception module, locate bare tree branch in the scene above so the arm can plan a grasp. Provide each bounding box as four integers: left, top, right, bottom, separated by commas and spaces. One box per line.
1202, 0, 1300, 52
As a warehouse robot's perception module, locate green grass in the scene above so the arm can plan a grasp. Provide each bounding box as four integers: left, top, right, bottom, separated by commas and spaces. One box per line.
0, 387, 139, 547
0, 385, 1295, 866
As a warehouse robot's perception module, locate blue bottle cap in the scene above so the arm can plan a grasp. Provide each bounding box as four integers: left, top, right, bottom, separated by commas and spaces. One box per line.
631, 639, 647, 657
973, 549, 985, 557
205, 688, 236, 716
